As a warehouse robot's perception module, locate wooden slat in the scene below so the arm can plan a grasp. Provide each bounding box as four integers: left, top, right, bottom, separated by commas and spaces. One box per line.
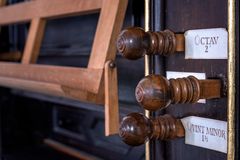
0, 76, 104, 104
0, 62, 102, 93
22, 18, 46, 64
0, 0, 102, 25
88, 0, 128, 69
44, 139, 103, 160
61, 86, 104, 104
200, 80, 221, 99
104, 61, 119, 136
175, 34, 185, 52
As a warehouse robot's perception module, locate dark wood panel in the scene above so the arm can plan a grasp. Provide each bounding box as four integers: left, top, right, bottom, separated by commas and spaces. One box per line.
165, 0, 227, 32
162, 0, 228, 160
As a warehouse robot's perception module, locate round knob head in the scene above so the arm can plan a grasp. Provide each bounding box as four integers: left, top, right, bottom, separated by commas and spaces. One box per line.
119, 113, 152, 146
135, 75, 171, 111
117, 27, 149, 60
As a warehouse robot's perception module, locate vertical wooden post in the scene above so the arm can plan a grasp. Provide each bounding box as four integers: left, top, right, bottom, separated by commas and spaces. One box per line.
88, 0, 128, 69
104, 60, 119, 136
22, 18, 46, 64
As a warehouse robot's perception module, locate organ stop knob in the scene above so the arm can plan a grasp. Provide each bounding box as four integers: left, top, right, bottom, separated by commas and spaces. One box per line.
119, 113, 184, 146
117, 27, 184, 60
135, 74, 221, 111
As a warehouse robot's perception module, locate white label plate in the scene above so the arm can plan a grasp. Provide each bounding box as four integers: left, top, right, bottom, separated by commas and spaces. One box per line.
181, 116, 227, 153
184, 28, 228, 59
166, 71, 206, 103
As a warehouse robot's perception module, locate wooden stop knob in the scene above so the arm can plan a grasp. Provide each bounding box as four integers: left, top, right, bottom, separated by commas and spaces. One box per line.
116, 27, 178, 60
136, 74, 221, 111
119, 113, 184, 146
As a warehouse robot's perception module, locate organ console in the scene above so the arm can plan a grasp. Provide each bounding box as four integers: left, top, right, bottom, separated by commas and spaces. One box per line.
135, 74, 221, 111
119, 113, 184, 146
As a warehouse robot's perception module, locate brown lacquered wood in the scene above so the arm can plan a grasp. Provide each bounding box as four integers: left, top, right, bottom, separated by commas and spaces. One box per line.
175, 33, 185, 52
199, 79, 221, 99
116, 27, 184, 60
135, 74, 221, 111
119, 113, 184, 146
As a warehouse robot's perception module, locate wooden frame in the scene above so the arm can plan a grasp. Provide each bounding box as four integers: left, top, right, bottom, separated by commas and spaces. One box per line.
0, 0, 128, 135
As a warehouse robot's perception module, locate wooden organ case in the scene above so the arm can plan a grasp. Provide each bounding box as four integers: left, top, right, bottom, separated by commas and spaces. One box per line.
0, 0, 146, 159
0, 0, 239, 160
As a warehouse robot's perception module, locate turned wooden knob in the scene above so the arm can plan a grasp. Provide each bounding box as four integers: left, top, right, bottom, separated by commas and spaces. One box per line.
117, 27, 183, 60
135, 74, 221, 111
119, 113, 184, 146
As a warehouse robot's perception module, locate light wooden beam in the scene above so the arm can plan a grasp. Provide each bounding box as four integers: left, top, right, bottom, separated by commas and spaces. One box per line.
0, 0, 102, 25
0, 76, 104, 104
22, 18, 46, 64
104, 61, 119, 136
0, 62, 102, 93
88, 0, 128, 69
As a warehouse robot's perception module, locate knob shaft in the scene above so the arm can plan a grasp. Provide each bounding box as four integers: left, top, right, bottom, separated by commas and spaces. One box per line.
117, 27, 184, 60
119, 113, 184, 146
135, 74, 221, 111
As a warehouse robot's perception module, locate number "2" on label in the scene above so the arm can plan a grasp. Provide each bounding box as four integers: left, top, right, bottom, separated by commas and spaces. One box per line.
205, 45, 208, 52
